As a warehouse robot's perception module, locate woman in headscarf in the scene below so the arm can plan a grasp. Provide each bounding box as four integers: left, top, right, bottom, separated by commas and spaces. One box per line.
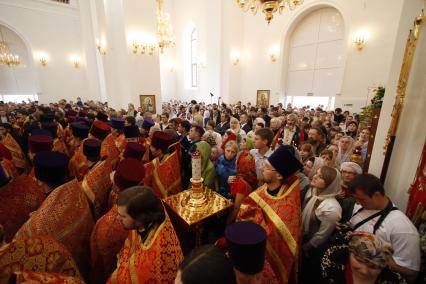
321, 232, 407, 284
196, 141, 216, 189
300, 166, 342, 283
339, 161, 362, 200
336, 136, 355, 166
302, 166, 342, 255
229, 117, 246, 140
215, 140, 238, 199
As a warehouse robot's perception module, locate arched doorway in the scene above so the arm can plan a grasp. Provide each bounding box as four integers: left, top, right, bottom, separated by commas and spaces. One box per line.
284, 7, 345, 110
0, 24, 38, 102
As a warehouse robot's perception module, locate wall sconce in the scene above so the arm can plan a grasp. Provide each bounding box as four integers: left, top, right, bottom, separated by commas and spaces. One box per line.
71, 55, 81, 68
354, 31, 367, 51
36, 52, 48, 66
132, 40, 156, 56
231, 50, 241, 65
96, 39, 106, 55
268, 45, 280, 62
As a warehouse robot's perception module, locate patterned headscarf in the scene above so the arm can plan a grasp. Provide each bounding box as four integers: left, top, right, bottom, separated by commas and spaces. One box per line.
349, 232, 393, 269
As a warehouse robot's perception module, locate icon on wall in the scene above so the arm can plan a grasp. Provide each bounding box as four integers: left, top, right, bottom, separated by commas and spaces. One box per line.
256, 90, 270, 107
139, 95, 156, 114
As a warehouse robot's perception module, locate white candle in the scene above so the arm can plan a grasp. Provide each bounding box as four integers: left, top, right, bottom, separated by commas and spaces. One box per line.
192, 149, 202, 180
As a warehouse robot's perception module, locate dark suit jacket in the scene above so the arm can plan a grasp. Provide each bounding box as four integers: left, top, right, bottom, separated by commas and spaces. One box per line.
241, 123, 252, 133
215, 121, 230, 136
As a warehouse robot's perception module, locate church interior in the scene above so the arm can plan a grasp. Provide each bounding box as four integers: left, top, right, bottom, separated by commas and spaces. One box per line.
0, 0, 425, 283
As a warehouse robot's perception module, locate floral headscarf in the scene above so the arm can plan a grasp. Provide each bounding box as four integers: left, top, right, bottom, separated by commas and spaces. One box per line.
349, 232, 393, 269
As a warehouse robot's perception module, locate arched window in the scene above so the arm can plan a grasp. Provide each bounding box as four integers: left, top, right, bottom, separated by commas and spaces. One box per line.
285, 8, 344, 110
190, 28, 198, 88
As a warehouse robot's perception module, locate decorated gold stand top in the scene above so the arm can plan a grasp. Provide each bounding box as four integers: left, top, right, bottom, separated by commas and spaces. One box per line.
163, 185, 233, 227
163, 149, 233, 227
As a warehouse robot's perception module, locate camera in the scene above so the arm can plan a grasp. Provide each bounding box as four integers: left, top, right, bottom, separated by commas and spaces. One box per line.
329, 223, 353, 245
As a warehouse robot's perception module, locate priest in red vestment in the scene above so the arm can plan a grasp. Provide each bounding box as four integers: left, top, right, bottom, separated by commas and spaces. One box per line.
81, 146, 113, 219
101, 118, 124, 168
90, 158, 146, 284
0, 150, 69, 243
107, 186, 183, 283
15, 152, 94, 279
144, 131, 182, 198
237, 146, 304, 284
69, 121, 110, 181
66, 122, 89, 161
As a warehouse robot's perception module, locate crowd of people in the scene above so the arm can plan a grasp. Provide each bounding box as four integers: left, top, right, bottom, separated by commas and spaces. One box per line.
0, 97, 422, 283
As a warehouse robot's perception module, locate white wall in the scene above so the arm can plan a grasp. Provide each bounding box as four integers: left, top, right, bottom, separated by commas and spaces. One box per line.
368, 0, 426, 210
169, 0, 222, 104
164, 0, 408, 111
0, 24, 37, 95
236, 0, 406, 110
0, 0, 97, 103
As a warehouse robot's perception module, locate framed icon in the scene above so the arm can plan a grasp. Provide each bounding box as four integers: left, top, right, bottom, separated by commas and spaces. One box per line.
256, 90, 270, 107
139, 95, 156, 114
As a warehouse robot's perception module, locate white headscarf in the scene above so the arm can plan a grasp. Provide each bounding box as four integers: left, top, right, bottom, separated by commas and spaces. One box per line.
302, 167, 341, 235
336, 136, 355, 166
340, 162, 362, 174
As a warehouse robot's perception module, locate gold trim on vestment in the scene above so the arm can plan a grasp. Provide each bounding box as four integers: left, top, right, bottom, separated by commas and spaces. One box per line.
250, 180, 300, 256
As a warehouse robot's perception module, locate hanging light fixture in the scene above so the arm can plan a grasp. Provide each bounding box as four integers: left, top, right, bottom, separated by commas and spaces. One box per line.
235, 0, 304, 24
0, 28, 20, 67
157, 0, 175, 53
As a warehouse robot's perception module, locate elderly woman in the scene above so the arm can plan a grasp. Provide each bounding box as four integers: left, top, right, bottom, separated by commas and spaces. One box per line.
215, 140, 238, 198
321, 232, 406, 284
229, 117, 246, 141
339, 162, 362, 200
246, 117, 265, 140
336, 136, 355, 166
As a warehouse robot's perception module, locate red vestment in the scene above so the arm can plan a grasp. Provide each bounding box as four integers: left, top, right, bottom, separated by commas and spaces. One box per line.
15, 179, 95, 278
0, 175, 46, 242
107, 215, 183, 284
68, 143, 90, 181
238, 177, 301, 284
81, 159, 113, 219
1, 158, 19, 179
0, 236, 81, 283
143, 149, 182, 198
1, 133, 28, 170
101, 133, 121, 168
12, 271, 85, 284
90, 205, 129, 284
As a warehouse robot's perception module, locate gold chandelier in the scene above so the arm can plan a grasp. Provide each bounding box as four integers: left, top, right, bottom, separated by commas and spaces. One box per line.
0, 29, 20, 67
156, 0, 175, 53
236, 0, 304, 24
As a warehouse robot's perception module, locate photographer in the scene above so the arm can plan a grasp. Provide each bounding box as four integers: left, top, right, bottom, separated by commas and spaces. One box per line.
337, 174, 420, 282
